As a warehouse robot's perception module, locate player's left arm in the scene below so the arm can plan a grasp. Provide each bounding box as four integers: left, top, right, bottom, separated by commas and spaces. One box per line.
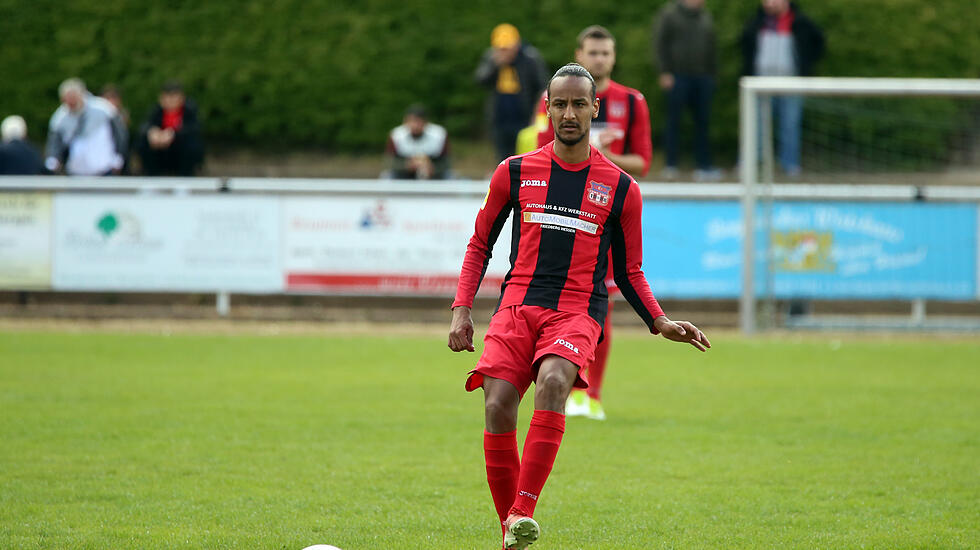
612, 181, 710, 352
598, 92, 653, 178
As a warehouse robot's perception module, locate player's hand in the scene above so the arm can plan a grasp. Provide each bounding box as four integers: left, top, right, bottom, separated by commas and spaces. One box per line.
659, 73, 675, 90
654, 316, 711, 352
598, 130, 617, 148
448, 306, 475, 352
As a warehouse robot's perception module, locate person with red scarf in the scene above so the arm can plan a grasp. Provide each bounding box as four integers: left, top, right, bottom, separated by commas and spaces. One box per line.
138, 80, 204, 176
740, 0, 824, 177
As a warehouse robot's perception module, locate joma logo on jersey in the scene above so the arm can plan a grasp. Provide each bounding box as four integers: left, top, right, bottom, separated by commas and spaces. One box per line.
587, 181, 611, 206
554, 338, 579, 354
521, 179, 548, 188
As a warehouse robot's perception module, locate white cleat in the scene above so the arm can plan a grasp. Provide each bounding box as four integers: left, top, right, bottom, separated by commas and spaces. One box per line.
504, 515, 539, 549
564, 390, 589, 417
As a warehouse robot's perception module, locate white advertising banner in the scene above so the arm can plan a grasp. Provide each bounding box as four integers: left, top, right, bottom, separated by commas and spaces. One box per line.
0, 193, 52, 289
52, 194, 281, 292
282, 196, 512, 295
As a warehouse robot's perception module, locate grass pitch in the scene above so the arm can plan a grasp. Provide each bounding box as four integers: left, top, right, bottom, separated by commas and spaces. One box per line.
1, 325, 977, 549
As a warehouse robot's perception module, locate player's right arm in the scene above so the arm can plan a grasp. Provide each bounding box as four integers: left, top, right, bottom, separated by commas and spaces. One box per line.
448, 162, 513, 352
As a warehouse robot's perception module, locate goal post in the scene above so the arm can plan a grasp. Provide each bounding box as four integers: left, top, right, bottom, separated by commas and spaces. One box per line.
739, 76, 980, 333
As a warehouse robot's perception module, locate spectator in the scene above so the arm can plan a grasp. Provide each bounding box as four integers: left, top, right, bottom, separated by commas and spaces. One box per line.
384, 104, 450, 179
100, 84, 131, 128
654, 0, 722, 181
741, 0, 825, 176
138, 80, 204, 176
100, 84, 131, 174
475, 23, 549, 162
0, 115, 43, 175
44, 78, 127, 175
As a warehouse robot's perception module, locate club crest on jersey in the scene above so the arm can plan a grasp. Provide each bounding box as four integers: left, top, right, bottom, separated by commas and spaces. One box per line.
587, 181, 611, 206
609, 101, 627, 118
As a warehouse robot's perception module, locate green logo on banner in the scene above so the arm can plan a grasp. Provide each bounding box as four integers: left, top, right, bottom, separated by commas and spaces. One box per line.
97, 213, 118, 237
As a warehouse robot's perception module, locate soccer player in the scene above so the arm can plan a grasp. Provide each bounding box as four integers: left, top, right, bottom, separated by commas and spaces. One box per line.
448, 63, 710, 550
536, 25, 654, 421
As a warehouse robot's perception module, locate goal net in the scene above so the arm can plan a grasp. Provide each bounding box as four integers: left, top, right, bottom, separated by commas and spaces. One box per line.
738, 77, 980, 332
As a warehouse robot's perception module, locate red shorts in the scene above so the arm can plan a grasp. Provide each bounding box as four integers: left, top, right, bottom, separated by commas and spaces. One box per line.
465, 305, 603, 397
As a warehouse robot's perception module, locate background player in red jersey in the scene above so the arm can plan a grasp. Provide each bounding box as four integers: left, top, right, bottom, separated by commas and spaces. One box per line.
448, 63, 709, 550
537, 25, 655, 421
536, 26, 652, 178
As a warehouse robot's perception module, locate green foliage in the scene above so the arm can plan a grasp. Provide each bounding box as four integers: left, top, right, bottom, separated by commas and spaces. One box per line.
1, 0, 978, 155
1, 329, 978, 548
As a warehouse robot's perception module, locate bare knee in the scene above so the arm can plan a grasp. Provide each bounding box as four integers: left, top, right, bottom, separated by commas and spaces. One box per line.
534, 357, 578, 412
483, 378, 520, 433
536, 368, 572, 395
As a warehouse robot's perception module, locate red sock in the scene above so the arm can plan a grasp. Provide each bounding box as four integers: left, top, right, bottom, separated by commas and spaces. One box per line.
484, 430, 520, 533
508, 410, 565, 518
586, 306, 613, 401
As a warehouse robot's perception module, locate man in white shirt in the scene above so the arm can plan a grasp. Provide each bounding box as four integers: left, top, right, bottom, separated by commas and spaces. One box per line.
384, 104, 450, 179
45, 78, 127, 176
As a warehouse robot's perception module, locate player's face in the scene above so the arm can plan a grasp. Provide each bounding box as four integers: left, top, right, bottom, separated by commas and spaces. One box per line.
575, 38, 616, 81
546, 76, 598, 146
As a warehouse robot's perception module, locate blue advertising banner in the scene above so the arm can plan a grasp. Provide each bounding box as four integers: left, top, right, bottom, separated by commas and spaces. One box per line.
642, 200, 977, 300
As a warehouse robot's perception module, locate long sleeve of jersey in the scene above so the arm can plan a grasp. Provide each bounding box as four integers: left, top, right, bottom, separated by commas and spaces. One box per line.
610, 180, 665, 333
452, 162, 513, 309
628, 94, 653, 176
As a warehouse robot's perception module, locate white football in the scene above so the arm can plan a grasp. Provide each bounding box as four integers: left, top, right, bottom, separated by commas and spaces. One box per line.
302, 546, 342, 550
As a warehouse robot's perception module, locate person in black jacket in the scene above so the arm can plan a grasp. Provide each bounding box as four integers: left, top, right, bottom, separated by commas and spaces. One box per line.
475, 23, 549, 162
741, 0, 825, 176
0, 115, 43, 175
138, 81, 204, 176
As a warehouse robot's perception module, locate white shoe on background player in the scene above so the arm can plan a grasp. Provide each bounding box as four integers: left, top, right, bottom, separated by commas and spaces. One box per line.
564, 389, 589, 417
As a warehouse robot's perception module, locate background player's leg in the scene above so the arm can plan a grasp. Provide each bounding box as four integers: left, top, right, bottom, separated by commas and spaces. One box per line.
509, 356, 577, 519
586, 300, 612, 401
568, 302, 614, 419
572, 300, 613, 420
483, 376, 521, 541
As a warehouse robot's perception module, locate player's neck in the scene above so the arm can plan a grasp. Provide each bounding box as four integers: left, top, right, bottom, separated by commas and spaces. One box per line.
595, 77, 612, 94
552, 140, 591, 165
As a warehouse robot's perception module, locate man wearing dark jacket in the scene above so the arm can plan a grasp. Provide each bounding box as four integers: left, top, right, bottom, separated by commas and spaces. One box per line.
0, 115, 43, 175
138, 81, 204, 176
741, 0, 825, 176
475, 23, 549, 162
654, 0, 721, 181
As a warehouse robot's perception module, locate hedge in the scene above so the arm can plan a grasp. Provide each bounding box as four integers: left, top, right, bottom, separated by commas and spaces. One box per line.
2, 0, 978, 160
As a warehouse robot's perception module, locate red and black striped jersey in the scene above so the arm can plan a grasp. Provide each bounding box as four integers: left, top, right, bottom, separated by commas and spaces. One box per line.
453, 142, 665, 332
535, 80, 653, 176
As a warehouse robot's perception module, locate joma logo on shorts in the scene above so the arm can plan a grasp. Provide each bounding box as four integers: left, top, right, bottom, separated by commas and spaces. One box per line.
554, 338, 579, 354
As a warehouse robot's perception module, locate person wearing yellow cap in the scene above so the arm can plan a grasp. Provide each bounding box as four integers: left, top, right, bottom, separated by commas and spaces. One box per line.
475, 23, 549, 162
